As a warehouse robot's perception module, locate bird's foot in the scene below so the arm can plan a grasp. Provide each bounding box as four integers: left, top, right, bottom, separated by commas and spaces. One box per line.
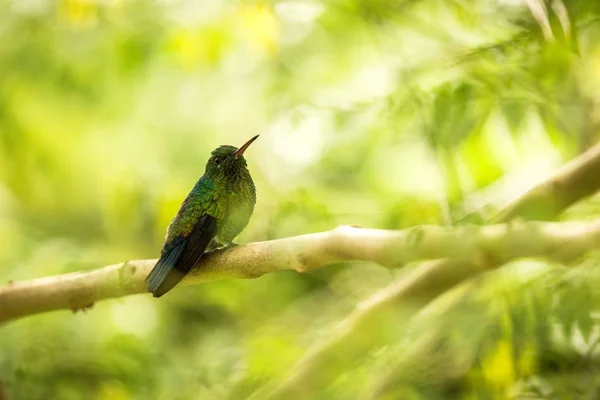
222, 242, 238, 251
207, 241, 238, 253
213, 242, 238, 253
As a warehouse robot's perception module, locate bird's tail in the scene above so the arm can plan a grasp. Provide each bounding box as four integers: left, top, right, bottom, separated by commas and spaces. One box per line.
145, 243, 186, 298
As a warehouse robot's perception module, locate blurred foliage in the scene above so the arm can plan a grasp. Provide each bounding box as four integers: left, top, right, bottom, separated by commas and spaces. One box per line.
1, 0, 600, 398
367, 258, 600, 399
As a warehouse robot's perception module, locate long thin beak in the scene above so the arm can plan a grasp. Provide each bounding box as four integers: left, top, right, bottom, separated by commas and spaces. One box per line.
234, 134, 259, 159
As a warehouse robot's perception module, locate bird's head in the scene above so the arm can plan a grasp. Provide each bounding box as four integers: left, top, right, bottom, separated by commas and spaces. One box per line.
205, 135, 259, 181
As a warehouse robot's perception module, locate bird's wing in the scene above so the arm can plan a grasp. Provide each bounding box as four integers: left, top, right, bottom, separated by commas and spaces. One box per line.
146, 213, 218, 297
163, 179, 223, 243
146, 180, 224, 297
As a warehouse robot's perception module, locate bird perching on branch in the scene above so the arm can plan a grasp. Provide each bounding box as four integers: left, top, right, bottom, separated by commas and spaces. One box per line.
145, 135, 259, 297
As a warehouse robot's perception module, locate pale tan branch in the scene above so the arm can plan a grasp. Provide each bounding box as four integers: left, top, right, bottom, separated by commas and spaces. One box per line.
2, 220, 600, 324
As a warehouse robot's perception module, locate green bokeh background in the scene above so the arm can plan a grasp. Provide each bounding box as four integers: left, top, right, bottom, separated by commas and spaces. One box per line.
2, 0, 600, 398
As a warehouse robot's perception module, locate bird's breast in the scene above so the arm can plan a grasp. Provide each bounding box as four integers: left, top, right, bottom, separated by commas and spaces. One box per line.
216, 179, 256, 243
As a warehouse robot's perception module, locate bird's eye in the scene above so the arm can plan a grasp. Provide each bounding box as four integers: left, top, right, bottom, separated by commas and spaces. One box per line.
214, 157, 221, 165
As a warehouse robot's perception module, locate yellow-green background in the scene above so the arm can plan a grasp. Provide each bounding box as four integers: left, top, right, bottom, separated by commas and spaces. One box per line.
2, 0, 600, 398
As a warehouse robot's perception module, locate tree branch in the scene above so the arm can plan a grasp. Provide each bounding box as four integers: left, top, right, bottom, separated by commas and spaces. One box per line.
2, 218, 600, 324
2, 228, 373, 323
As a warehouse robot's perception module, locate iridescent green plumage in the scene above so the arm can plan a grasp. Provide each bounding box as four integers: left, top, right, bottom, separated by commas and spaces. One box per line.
146, 136, 258, 297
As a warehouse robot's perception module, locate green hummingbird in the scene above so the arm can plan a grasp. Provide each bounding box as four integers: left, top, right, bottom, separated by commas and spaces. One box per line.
146, 135, 259, 297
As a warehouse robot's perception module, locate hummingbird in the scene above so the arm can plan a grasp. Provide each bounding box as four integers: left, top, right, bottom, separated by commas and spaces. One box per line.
146, 135, 259, 297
